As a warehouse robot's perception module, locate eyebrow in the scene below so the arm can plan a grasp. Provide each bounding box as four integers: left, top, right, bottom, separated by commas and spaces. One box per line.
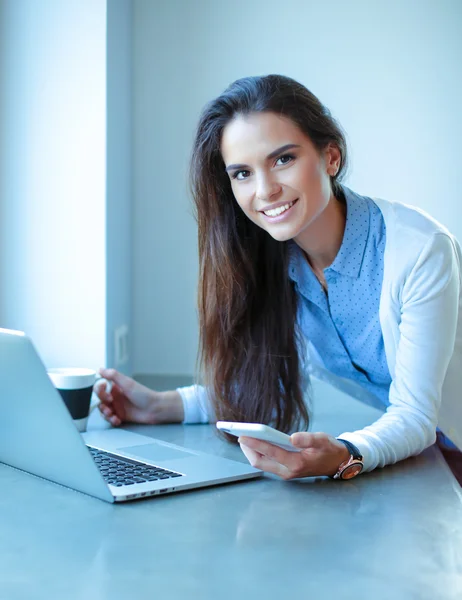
224, 144, 301, 173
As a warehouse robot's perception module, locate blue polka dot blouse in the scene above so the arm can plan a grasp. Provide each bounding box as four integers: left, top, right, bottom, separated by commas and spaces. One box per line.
288, 186, 392, 409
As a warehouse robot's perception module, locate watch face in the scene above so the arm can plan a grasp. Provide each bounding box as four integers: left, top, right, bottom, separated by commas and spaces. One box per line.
341, 463, 363, 480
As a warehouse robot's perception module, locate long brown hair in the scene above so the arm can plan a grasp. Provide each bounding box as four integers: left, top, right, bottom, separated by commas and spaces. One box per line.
189, 74, 348, 440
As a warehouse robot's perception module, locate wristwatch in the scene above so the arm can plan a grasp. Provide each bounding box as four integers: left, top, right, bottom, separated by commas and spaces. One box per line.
331, 439, 364, 480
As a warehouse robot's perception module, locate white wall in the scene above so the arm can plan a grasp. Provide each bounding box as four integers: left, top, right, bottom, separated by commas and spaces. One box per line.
0, 0, 132, 373
132, 0, 462, 375
0, 0, 107, 369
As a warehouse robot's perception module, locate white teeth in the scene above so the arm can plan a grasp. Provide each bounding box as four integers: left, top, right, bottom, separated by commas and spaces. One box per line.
263, 200, 295, 217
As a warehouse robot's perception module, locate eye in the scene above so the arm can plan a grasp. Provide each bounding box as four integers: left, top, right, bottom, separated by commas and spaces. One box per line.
230, 153, 295, 181
231, 169, 250, 181
276, 153, 295, 166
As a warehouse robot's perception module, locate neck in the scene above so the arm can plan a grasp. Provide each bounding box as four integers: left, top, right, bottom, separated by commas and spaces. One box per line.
294, 192, 346, 271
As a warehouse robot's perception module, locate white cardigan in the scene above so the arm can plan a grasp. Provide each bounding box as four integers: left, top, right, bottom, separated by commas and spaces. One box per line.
178, 197, 462, 472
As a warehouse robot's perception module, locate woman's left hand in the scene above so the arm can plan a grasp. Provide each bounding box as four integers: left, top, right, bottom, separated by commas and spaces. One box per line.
238, 432, 351, 479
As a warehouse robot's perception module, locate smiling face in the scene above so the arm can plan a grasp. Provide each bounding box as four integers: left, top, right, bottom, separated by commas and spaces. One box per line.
220, 111, 341, 245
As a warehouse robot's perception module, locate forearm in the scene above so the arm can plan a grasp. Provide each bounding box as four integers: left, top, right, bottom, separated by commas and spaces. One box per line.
151, 385, 214, 425
338, 407, 437, 472
341, 233, 461, 472
155, 390, 185, 423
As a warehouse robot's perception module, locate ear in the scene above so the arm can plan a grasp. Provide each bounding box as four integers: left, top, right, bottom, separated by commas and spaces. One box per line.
324, 143, 341, 176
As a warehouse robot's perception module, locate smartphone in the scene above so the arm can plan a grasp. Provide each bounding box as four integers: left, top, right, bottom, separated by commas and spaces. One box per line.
216, 421, 301, 452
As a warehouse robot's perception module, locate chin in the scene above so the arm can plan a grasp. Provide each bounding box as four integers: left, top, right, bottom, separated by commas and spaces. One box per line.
265, 227, 299, 243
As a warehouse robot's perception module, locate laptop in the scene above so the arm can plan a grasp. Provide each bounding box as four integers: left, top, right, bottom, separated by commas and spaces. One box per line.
0, 328, 262, 503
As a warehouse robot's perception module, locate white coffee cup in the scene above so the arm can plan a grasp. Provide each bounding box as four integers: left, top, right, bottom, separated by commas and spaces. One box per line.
47, 368, 109, 432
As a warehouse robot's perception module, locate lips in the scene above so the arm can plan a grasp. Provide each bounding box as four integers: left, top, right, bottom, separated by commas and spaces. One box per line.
259, 198, 299, 221
259, 198, 298, 214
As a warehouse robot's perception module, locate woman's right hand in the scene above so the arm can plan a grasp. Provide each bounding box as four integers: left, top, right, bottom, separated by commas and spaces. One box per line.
94, 368, 185, 427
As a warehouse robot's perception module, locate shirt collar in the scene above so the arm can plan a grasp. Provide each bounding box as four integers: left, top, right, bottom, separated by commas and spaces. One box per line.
328, 186, 370, 278
288, 185, 371, 284
288, 240, 325, 306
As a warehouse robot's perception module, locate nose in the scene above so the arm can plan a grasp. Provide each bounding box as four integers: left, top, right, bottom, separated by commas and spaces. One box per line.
255, 173, 281, 202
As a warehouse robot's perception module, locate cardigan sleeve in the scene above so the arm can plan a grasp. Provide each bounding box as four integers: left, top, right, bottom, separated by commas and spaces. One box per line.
337, 232, 461, 471
176, 384, 215, 424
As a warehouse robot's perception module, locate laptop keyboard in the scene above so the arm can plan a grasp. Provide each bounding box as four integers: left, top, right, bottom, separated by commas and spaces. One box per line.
87, 446, 183, 487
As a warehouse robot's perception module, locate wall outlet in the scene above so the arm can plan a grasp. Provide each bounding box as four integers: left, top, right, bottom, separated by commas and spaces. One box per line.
114, 324, 129, 366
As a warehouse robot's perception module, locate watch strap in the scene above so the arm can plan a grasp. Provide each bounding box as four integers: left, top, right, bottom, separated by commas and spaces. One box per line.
336, 438, 363, 460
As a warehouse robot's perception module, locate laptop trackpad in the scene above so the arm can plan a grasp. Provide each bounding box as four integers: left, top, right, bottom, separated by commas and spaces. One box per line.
117, 442, 194, 462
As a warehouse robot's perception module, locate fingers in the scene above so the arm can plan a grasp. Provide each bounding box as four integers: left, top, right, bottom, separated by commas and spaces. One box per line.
98, 401, 122, 427
239, 432, 345, 479
238, 435, 317, 479
290, 431, 333, 450
98, 368, 134, 395
239, 443, 262, 465
290, 432, 315, 448
94, 379, 113, 403
239, 441, 291, 479
239, 436, 297, 466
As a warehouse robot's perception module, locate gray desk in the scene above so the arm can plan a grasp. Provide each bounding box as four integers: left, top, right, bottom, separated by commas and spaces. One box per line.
0, 378, 461, 600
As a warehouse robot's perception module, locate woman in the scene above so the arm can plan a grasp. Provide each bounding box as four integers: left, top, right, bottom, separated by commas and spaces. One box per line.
95, 75, 462, 482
